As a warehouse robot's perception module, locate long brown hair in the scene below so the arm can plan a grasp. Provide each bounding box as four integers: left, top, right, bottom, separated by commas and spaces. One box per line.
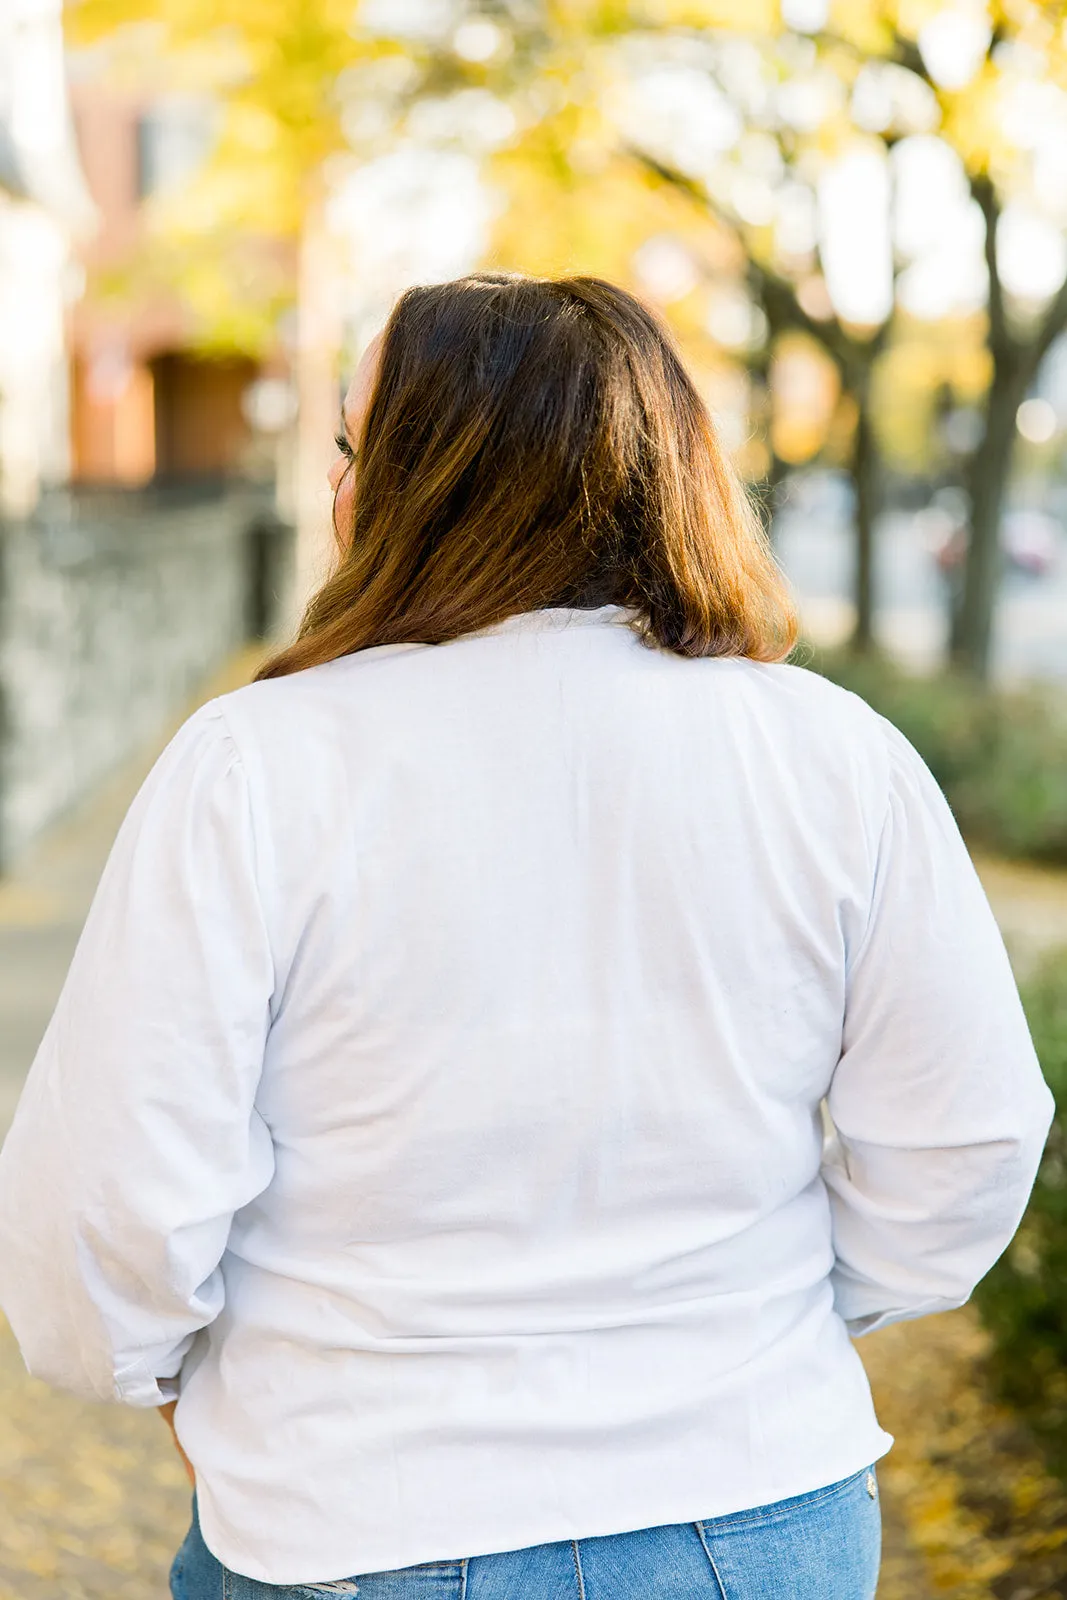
257, 273, 796, 679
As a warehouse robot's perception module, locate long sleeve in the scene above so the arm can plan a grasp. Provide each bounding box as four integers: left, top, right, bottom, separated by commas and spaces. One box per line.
823, 717, 1055, 1338
0, 703, 275, 1405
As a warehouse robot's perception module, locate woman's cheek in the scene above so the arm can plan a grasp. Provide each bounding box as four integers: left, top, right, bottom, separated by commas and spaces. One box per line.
333, 472, 356, 552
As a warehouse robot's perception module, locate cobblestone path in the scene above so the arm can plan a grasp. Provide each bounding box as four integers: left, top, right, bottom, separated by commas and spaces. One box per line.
2, 659, 1066, 1598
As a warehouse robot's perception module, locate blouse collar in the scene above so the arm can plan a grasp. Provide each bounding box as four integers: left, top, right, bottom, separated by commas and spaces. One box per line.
467, 605, 641, 639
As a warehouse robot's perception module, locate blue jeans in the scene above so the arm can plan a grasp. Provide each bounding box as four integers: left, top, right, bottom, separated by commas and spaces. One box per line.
170, 1466, 881, 1598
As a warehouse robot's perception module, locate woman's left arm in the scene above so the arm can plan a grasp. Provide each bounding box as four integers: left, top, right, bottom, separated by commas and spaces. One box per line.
0, 702, 275, 1408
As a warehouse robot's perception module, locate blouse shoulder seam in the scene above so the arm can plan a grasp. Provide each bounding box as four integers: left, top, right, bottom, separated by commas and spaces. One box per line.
187, 698, 254, 787
191, 699, 267, 900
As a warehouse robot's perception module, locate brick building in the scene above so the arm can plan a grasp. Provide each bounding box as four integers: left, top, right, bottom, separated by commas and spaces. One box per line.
67, 74, 263, 488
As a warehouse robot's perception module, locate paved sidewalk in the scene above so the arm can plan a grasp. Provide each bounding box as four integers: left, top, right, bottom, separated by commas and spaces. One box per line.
2, 658, 1066, 1596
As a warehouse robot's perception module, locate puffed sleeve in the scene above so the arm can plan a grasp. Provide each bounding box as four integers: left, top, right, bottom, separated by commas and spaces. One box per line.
0, 701, 275, 1404
823, 716, 1055, 1337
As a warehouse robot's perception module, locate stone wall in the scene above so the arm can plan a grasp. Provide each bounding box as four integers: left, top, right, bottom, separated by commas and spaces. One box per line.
0, 484, 293, 871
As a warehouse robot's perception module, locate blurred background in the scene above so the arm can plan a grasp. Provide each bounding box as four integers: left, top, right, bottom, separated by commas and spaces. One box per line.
3, 1, 1067, 1595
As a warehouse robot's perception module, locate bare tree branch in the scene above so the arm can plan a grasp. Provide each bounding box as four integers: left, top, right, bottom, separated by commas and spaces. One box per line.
971, 172, 1013, 363
625, 143, 865, 373
885, 27, 938, 89
884, 31, 1066, 389
1028, 272, 1067, 382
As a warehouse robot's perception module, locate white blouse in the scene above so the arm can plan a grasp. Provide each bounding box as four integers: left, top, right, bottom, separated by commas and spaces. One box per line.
0, 606, 1053, 1584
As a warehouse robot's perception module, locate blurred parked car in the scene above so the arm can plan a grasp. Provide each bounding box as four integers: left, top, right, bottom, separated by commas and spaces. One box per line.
1001, 510, 1062, 576
920, 505, 1061, 579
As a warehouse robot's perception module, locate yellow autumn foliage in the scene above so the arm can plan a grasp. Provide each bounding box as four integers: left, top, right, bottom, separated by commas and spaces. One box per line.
63, 0, 1067, 470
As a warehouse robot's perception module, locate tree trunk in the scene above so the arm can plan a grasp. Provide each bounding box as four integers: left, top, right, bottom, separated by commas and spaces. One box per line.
949, 363, 1023, 678
850, 381, 877, 653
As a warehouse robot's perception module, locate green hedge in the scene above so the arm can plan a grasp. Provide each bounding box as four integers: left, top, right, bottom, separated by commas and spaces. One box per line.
972, 948, 1067, 1476
805, 647, 1067, 864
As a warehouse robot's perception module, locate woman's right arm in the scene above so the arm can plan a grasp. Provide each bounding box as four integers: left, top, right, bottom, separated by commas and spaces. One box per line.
0, 703, 275, 1406
822, 718, 1055, 1338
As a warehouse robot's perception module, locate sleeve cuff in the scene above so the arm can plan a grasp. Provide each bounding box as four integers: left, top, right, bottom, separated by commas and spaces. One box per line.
113, 1357, 180, 1408
843, 1294, 967, 1338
